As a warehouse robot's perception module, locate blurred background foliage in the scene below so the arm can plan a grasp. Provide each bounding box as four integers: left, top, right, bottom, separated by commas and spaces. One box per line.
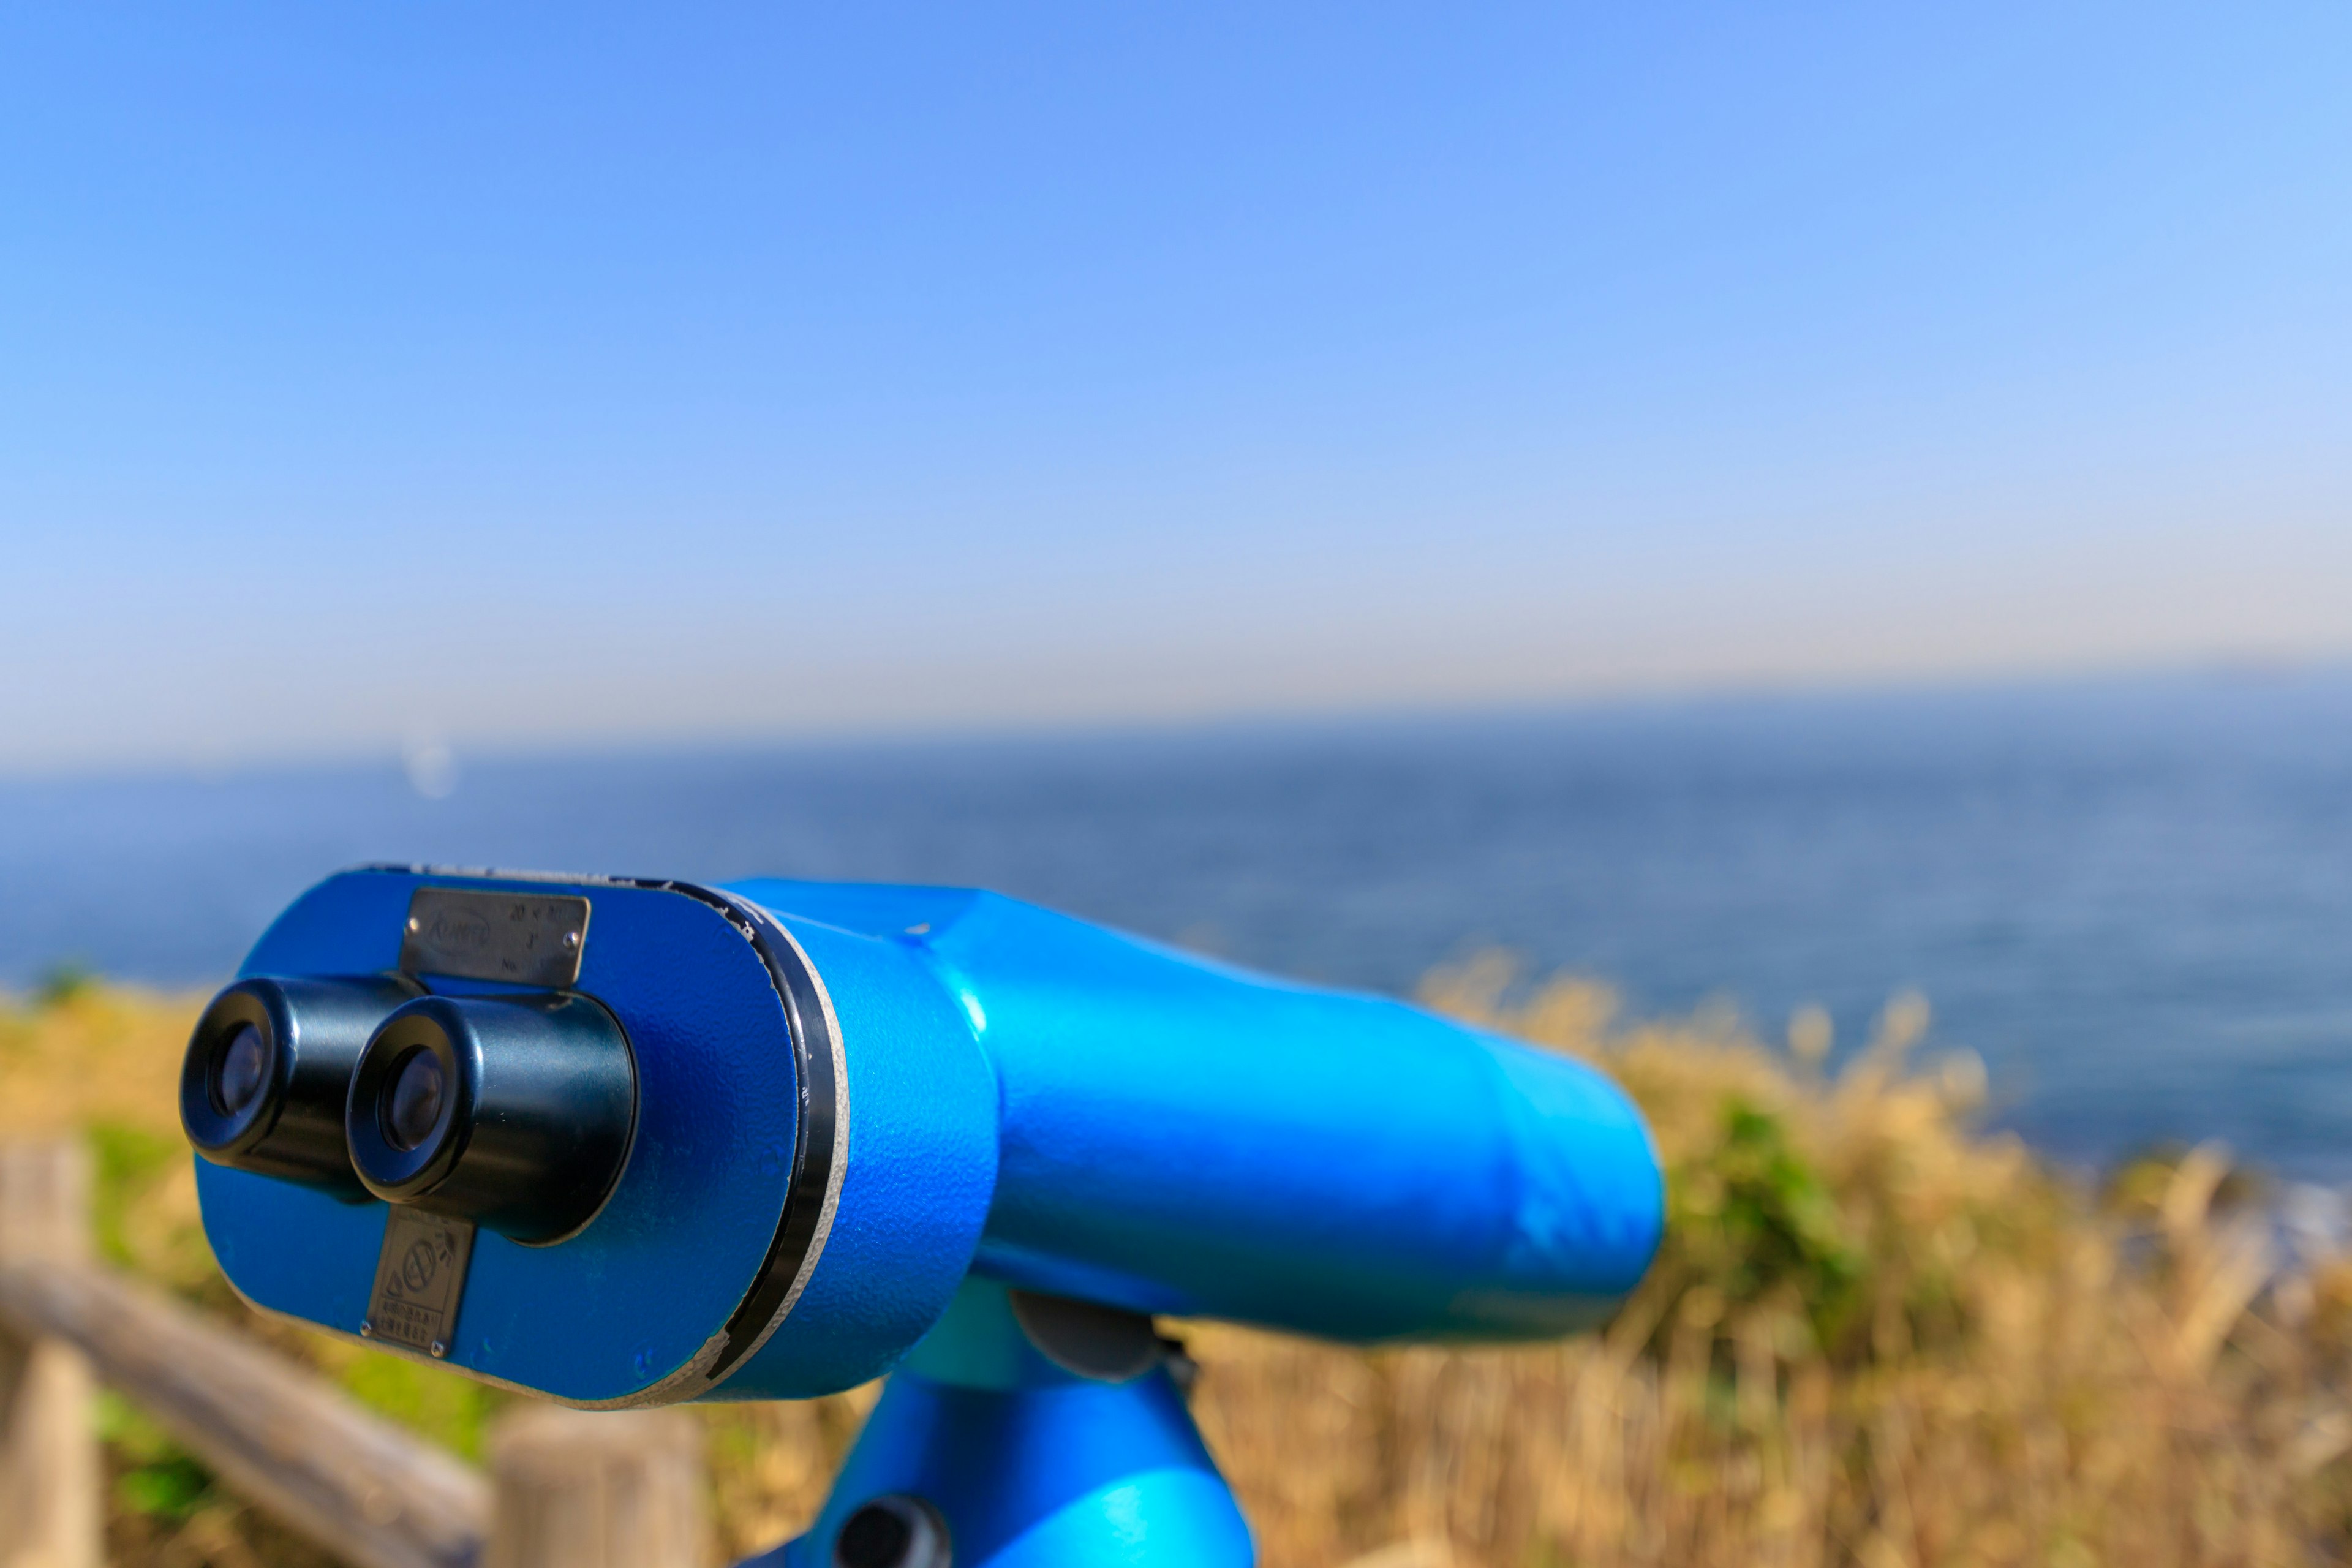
6, 974, 2351, 1567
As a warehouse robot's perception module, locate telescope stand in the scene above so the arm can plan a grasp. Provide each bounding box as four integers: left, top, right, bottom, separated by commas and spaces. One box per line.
749, 1280, 1254, 1568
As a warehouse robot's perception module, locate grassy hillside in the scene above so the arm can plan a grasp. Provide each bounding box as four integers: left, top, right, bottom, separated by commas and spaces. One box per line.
5, 969, 2348, 1567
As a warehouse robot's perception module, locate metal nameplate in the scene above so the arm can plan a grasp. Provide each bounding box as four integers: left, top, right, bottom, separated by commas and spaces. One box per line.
400, 886, 589, 987
363, 1208, 477, 1358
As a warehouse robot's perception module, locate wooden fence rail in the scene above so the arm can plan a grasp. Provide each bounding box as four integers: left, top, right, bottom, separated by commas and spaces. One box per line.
0, 1142, 713, 1568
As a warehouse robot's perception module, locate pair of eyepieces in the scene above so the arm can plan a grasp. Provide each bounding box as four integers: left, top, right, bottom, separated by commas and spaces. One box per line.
181, 977, 636, 1245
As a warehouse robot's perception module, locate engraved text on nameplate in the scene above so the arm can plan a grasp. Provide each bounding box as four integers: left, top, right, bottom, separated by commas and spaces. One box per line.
366, 1208, 477, 1355
400, 886, 589, 987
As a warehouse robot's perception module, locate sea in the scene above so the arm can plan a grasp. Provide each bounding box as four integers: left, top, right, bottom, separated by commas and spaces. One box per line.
5, 669, 2350, 1185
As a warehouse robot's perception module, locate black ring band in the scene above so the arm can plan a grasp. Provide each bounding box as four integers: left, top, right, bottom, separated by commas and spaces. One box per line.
647, 883, 840, 1385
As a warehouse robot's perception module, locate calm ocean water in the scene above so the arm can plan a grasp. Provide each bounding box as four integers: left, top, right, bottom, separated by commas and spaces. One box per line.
5, 672, 2350, 1180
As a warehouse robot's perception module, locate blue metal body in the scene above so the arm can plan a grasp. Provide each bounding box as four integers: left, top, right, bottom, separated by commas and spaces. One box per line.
747, 1280, 1256, 1568
726, 877, 1662, 1344
194, 867, 1664, 1564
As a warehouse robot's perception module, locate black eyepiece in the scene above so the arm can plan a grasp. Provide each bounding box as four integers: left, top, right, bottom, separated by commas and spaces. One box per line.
346, 993, 636, 1245
181, 976, 423, 1197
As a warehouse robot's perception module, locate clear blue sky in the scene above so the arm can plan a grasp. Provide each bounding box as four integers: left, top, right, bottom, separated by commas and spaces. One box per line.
5, 3, 2348, 772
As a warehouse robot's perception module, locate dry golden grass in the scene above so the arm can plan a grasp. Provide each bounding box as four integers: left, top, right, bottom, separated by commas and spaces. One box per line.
7, 971, 2351, 1567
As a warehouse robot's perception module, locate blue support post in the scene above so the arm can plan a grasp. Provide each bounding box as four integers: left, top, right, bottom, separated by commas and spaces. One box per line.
758, 1281, 1252, 1568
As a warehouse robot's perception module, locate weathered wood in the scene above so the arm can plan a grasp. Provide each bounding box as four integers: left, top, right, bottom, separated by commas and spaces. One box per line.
0, 1143, 88, 1263
0, 1257, 488, 1568
485, 1404, 712, 1568
0, 1141, 100, 1568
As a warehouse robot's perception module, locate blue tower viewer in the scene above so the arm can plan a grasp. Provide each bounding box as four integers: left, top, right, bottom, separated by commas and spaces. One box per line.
184, 867, 1664, 1567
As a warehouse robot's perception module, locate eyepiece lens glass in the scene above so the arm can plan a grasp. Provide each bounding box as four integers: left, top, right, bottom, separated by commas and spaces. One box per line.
214, 1024, 271, 1118
384, 1049, 447, 1153
835, 1504, 915, 1568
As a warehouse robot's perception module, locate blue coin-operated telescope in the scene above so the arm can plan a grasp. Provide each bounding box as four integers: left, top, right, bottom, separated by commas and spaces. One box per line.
184, 867, 1663, 1568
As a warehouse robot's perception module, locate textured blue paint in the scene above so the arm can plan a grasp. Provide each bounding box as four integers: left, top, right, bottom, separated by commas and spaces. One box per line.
712, 914, 999, 1401
728, 879, 1664, 1343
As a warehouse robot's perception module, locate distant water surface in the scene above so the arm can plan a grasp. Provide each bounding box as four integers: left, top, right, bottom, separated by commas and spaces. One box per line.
4, 673, 2350, 1180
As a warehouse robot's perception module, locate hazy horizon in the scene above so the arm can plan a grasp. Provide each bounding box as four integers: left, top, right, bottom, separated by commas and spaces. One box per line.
4, 658, 2345, 789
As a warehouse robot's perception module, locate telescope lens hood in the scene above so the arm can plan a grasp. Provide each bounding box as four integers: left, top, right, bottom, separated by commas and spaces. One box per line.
346, 993, 636, 1246
181, 975, 422, 1199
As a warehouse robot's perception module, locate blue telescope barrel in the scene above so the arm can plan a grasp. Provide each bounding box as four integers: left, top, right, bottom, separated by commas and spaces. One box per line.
188, 869, 1662, 1408
742, 878, 1661, 1341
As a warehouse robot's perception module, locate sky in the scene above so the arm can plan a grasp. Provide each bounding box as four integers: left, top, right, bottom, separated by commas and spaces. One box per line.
4, 2, 2349, 774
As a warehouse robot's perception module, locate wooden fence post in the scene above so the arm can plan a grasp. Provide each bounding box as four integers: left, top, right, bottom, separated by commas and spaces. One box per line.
485, 1404, 713, 1568
0, 1141, 101, 1568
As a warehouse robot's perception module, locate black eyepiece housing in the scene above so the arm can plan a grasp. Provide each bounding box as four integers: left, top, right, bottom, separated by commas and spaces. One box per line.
181, 976, 422, 1197
346, 993, 637, 1245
